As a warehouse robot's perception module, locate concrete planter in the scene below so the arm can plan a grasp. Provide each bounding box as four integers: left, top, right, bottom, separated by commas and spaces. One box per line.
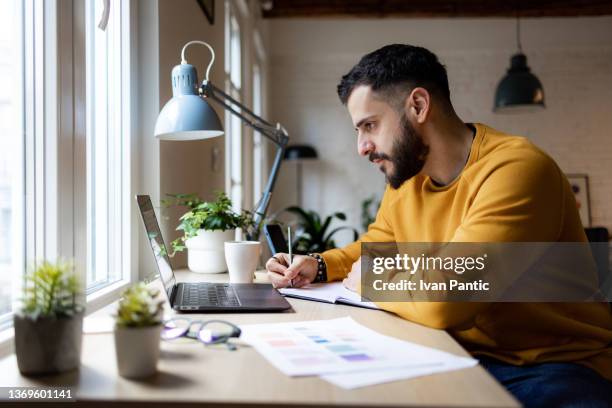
114, 324, 162, 379
14, 312, 83, 376
185, 229, 235, 273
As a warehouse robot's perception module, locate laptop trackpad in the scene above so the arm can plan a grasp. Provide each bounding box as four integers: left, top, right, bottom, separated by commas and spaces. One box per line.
233, 284, 291, 310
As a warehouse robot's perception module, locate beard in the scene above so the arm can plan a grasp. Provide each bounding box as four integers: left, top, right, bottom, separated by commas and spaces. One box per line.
369, 114, 429, 189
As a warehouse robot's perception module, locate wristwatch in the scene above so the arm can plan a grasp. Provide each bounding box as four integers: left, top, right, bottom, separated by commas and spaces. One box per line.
307, 253, 327, 283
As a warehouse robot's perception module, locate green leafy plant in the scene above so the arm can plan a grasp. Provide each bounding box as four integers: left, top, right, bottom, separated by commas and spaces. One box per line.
282, 206, 359, 253
163, 191, 254, 254
115, 283, 164, 328
361, 195, 381, 232
20, 260, 83, 320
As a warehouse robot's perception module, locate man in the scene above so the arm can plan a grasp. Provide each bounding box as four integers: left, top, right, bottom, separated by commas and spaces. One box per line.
266, 44, 612, 407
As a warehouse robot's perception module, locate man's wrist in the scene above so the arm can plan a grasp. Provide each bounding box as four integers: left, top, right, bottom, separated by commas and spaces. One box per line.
307, 253, 328, 283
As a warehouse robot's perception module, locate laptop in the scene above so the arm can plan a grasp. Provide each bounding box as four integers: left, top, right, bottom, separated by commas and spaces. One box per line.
136, 195, 291, 312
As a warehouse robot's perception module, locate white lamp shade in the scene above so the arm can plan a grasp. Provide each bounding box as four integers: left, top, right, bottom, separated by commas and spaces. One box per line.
154, 63, 224, 141
154, 94, 224, 140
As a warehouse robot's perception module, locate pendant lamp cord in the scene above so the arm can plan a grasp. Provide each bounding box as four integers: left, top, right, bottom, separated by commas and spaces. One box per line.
516, 16, 523, 52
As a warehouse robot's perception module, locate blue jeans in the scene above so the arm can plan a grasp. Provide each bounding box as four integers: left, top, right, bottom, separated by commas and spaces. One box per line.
479, 356, 612, 408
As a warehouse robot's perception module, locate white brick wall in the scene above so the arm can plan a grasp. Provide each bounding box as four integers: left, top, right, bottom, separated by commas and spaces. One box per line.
268, 17, 612, 245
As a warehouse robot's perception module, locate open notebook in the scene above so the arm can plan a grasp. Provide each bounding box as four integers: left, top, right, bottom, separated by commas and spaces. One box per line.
279, 282, 379, 310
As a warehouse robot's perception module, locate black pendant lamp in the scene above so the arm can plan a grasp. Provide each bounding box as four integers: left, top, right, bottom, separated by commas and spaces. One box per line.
284, 145, 318, 161
494, 18, 545, 112
284, 145, 319, 207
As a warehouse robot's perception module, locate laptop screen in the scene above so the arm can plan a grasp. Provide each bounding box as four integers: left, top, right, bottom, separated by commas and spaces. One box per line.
136, 195, 176, 300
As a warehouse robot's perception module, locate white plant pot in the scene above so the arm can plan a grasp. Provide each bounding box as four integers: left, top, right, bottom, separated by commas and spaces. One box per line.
185, 229, 235, 273
114, 324, 162, 379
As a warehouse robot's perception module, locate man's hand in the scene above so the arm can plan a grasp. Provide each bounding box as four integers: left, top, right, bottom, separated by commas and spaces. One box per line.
265, 253, 318, 288
343, 257, 361, 293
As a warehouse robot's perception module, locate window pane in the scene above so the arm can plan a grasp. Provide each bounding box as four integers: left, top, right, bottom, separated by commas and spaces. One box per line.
230, 99, 242, 213
226, 10, 242, 213
252, 63, 262, 202
85, 0, 125, 291
230, 16, 241, 89
0, 0, 24, 318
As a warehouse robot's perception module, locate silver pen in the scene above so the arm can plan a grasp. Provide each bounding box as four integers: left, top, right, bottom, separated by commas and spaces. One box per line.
288, 226, 293, 287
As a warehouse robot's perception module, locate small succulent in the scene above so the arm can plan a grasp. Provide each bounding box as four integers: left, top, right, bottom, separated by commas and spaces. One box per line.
20, 260, 83, 320
115, 283, 164, 328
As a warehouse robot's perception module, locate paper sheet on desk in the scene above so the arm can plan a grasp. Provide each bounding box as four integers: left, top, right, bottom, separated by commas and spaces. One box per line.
239, 317, 477, 380
321, 355, 478, 389
279, 282, 379, 310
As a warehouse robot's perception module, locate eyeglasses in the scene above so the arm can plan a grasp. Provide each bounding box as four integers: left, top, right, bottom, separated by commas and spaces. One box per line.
161, 318, 242, 351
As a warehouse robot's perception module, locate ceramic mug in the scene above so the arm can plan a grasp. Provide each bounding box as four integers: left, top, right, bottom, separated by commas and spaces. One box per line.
224, 241, 261, 283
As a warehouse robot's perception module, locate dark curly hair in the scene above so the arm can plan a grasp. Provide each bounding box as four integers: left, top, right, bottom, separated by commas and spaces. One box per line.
337, 44, 451, 109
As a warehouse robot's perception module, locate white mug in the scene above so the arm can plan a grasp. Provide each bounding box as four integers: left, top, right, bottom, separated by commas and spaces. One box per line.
224, 241, 261, 283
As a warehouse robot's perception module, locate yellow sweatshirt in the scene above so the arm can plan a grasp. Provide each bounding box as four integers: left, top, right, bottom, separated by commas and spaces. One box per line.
321, 123, 612, 380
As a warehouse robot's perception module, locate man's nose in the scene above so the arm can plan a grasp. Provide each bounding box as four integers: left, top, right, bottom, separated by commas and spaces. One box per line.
358, 135, 375, 157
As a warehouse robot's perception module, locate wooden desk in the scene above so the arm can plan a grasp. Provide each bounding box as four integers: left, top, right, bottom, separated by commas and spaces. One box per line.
0, 271, 519, 407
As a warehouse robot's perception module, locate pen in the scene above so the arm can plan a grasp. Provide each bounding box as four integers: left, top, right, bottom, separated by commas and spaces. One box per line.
288, 226, 293, 287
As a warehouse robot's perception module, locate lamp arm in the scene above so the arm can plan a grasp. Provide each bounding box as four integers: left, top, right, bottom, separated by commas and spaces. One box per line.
200, 80, 289, 240
249, 142, 287, 240
204, 81, 273, 126
202, 81, 286, 145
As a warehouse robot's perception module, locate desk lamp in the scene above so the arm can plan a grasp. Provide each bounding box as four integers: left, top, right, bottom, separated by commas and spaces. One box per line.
154, 41, 289, 240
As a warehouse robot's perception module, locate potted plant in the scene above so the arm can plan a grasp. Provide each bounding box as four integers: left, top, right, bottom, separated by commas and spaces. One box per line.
282, 206, 360, 253
165, 192, 254, 273
114, 283, 164, 379
361, 195, 381, 232
14, 260, 84, 376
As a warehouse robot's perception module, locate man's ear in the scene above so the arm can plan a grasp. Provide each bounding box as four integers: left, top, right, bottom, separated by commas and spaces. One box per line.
404, 87, 431, 124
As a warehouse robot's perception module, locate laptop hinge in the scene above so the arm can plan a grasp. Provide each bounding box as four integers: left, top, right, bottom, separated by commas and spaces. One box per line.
169, 284, 179, 307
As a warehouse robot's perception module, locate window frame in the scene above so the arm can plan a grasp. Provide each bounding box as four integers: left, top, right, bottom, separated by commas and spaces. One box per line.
0, 0, 59, 354
74, 0, 134, 310
0, 0, 269, 356
251, 30, 267, 206
0, 0, 27, 334
82, 0, 132, 299
0, 1, 136, 352
224, 1, 244, 214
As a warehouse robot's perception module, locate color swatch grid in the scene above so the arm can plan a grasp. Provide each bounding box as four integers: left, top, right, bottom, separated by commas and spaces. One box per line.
239, 317, 447, 377
274, 324, 378, 367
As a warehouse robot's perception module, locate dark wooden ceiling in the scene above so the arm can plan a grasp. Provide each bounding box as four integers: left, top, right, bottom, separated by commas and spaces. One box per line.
261, 0, 612, 18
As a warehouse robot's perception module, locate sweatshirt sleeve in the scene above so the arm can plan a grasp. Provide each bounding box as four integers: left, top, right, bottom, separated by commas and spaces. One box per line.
321, 186, 395, 282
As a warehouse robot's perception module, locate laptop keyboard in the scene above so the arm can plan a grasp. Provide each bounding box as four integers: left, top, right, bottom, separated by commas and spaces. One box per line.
181, 283, 241, 307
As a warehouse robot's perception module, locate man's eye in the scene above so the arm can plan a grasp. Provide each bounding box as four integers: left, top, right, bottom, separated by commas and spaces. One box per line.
365, 122, 375, 132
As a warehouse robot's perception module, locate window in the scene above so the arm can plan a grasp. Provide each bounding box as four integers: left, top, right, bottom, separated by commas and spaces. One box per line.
84, 0, 131, 293
0, 0, 24, 326
252, 32, 266, 205
225, 4, 243, 213
0, 0, 134, 337
252, 62, 263, 203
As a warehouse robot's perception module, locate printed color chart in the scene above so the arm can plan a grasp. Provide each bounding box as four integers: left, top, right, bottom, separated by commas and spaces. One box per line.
239, 317, 446, 377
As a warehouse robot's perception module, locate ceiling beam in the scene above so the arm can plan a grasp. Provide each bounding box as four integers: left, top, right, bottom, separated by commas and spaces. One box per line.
261, 0, 612, 18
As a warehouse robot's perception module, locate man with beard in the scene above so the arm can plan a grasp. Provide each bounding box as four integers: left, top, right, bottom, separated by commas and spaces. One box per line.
265, 44, 612, 406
